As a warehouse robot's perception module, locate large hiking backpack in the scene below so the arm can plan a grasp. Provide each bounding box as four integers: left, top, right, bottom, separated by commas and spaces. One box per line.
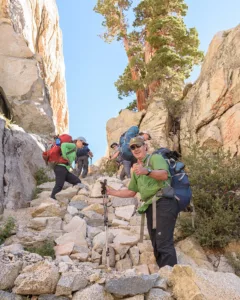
119, 126, 139, 161
42, 134, 73, 167
147, 147, 192, 211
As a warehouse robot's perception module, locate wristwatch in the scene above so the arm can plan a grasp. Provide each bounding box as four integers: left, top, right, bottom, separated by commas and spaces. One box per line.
146, 168, 152, 176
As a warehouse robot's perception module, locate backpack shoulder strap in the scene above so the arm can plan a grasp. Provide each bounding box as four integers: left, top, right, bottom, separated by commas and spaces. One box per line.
66, 148, 76, 155
145, 153, 161, 169
145, 154, 153, 168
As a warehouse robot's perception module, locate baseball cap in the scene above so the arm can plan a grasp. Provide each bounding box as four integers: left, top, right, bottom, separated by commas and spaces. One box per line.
129, 136, 145, 147
76, 136, 88, 145
139, 130, 152, 140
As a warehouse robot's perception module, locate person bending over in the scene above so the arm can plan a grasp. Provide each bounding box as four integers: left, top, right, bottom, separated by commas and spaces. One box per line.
51, 139, 81, 199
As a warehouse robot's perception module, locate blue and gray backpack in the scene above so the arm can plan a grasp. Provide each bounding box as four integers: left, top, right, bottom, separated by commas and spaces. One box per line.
147, 147, 192, 211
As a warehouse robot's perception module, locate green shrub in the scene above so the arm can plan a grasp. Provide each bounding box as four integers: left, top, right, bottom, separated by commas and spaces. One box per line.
0, 112, 15, 128
32, 187, 42, 200
119, 99, 138, 114
0, 217, 16, 245
164, 97, 184, 119
126, 100, 138, 111
34, 168, 51, 185
225, 252, 240, 276
100, 160, 119, 177
25, 240, 55, 259
180, 144, 240, 248
177, 213, 195, 239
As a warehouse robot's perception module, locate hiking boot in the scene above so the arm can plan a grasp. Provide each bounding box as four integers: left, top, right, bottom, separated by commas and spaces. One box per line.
74, 183, 88, 191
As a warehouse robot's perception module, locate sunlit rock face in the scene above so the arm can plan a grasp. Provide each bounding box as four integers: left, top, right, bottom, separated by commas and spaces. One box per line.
181, 25, 240, 155
106, 109, 145, 148
0, 0, 68, 134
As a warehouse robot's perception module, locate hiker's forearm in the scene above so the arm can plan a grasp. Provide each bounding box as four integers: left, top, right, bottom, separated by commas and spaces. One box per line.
148, 170, 168, 181
108, 189, 136, 198
110, 151, 119, 160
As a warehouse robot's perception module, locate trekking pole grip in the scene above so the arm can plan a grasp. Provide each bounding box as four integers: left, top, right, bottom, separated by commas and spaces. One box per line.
100, 179, 107, 196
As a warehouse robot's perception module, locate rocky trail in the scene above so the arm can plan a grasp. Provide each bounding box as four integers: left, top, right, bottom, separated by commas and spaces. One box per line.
1, 1, 240, 298
0, 175, 240, 299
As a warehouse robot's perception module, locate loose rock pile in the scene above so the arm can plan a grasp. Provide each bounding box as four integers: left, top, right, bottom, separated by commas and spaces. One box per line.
1, 175, 240, 299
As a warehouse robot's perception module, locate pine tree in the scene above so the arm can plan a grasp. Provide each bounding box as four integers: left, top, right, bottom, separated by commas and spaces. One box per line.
94, 0, 147, 110
94, 0, 203, 111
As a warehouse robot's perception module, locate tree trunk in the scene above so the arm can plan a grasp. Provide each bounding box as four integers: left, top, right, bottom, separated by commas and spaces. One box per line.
137, 89, 147, 111
122, 36, 146, 111
148, 81, 160, 96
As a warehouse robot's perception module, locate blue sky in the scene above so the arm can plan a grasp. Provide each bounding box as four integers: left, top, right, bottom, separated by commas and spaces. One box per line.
56, 0, 240, 162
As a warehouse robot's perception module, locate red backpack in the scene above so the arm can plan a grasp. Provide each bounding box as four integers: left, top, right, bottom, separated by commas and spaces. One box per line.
42, 134, 73, 166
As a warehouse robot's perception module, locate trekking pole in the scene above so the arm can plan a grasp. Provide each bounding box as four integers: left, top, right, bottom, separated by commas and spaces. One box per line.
100, 179, 110, 268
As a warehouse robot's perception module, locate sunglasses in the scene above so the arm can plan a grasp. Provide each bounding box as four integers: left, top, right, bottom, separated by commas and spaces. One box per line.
130, 144, 143, 150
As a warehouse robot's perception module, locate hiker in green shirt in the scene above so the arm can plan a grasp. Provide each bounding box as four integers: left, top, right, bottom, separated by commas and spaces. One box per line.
107, 136, 179, 268
51, 140, 82, 199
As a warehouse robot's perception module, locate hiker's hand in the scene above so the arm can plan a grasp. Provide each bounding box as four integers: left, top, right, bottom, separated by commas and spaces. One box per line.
133, 163, 148, 176
106, 186, 115, 196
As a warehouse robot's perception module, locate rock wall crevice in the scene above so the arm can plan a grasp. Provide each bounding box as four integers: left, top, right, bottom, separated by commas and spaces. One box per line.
0, 0, 69, 134
0, 119, 5, 214
0, 87, 11, 119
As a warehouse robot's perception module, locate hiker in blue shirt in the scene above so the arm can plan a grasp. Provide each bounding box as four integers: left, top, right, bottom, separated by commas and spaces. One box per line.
75, 137, 93, 178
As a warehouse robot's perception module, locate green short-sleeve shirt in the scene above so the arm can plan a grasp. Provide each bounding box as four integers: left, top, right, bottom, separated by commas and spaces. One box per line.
128, 154, 170, 213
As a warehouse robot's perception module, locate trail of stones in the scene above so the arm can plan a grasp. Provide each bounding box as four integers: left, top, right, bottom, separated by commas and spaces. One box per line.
0, 175, 239, 299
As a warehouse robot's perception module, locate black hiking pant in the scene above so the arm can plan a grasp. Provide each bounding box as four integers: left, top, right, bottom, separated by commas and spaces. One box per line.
76, 155, 89, 178
51, 165, 81, 199
119, 157, 137, 180
120, 160, 132, 180
145, 197, 179, 268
